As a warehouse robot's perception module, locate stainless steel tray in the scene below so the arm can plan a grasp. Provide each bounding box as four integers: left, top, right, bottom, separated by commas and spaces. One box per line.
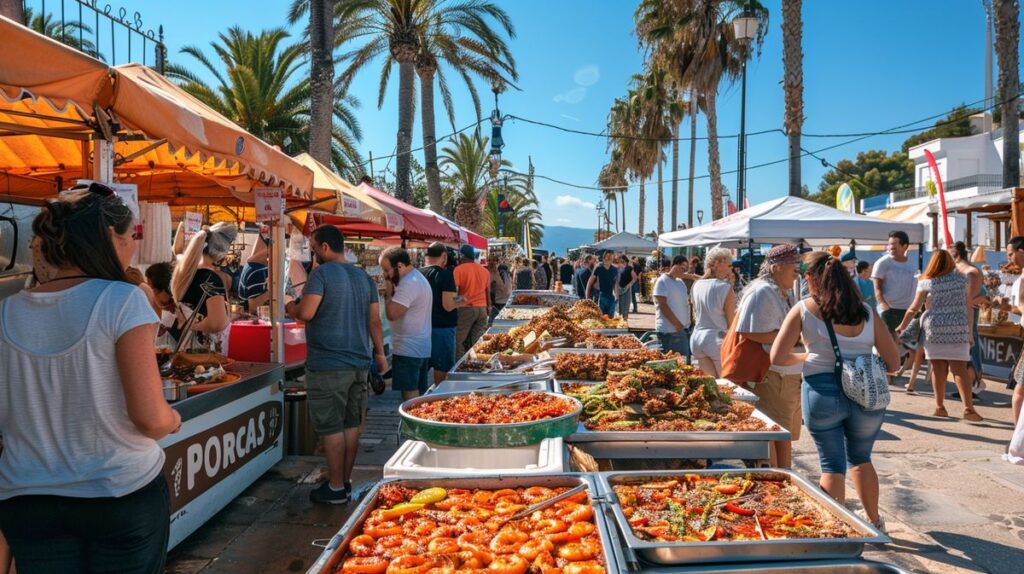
628, 560, 912, 573
428, 377, 553, 394
554, 379, 758, 403
565, 407, 790, 443
447, 351, 554, 381
597, 469, 889, 566
509, 289, 579, 305
306, 474, 615, 574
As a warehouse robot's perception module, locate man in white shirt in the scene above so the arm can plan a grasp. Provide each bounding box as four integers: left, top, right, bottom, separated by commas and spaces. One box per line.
654, 255, 692, 361
872, 230, 918, 337
380, 247, 433, 400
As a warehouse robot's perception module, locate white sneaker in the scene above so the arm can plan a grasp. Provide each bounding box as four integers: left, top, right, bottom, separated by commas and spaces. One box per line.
855, 509, 888, 534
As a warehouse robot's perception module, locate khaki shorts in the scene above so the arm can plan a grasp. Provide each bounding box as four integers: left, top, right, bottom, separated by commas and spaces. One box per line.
305, 369, 368, 435
751, 370, 802, 440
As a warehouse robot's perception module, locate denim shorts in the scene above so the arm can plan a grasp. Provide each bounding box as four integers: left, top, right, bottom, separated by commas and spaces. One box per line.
659, 330, 691, 360
392, 355, 431, 395
430, 327, 457, 372
802, 372, 885, 475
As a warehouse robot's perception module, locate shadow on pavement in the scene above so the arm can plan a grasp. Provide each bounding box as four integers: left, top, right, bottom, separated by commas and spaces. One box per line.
928, 530, 1024, 574
883, 410, 1009, 447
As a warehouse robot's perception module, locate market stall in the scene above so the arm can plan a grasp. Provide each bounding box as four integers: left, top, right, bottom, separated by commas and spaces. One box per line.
590, 231, 658, 256
0, 15, 318, 549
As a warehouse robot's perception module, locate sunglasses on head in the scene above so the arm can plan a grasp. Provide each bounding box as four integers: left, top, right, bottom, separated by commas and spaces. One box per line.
70, 182, 141, 239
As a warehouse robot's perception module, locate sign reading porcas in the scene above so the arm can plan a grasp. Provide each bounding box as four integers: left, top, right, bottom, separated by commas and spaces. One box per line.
254, 187, 284, 223
162, 401, 282, 513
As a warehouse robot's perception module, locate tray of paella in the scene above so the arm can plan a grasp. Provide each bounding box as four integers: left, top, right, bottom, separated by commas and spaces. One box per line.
553, 364, 788, 443
597, 469, 888, 565
307, 474, 615, 574
509, 290, 580, 307
399, 390, 583, 448
448, 349, 555, 381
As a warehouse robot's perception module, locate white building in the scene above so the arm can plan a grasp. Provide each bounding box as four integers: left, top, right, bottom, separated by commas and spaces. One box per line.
863, 113, 1022, 250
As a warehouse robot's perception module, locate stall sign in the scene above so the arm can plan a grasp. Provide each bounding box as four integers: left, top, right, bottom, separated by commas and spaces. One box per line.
162, 400, 282, 513
979, 332, 1022, 379
254, 187, 284, 223
183, 212, 203, 243
385, 213, 403, 231
342, 196, 361, 217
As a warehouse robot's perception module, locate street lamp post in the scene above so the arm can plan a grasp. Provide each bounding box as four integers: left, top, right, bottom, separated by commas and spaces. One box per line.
696, 209, 704, 226
732, 10, 758, 212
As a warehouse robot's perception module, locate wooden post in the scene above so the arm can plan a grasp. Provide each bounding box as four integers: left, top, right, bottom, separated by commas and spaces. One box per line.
965, 210, 973, 249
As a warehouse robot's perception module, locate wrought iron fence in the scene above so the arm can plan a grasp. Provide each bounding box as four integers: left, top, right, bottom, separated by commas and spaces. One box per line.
890, 174, 1004, 202
20, 0, 166, 72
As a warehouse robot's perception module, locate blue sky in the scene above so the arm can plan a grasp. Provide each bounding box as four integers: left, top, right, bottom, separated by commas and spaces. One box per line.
136, 0, 1013, 234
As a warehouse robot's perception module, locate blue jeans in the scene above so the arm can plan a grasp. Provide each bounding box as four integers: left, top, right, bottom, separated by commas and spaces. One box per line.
392, 355, 431, 395
429, 327, 457, 372
802, 372, 885, 475
658, 330, 691, 363
631, 284, 639, 311
598, 293, 617, 317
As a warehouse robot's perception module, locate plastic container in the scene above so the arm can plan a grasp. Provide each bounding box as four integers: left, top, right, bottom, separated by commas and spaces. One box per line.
228, 320, 307, 364
383, 438, 566, 478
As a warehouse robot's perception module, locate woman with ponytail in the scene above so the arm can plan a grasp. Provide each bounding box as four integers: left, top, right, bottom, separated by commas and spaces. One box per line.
0, 183, 180, 572
170, 222, 237, 351
772, 251, 900, 533
895, 250, 978, 421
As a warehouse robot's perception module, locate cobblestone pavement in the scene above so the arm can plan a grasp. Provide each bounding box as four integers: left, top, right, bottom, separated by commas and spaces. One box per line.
166, 308, 1024, 573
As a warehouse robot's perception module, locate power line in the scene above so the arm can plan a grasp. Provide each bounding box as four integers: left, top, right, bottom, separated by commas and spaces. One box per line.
354, 117, 486, 167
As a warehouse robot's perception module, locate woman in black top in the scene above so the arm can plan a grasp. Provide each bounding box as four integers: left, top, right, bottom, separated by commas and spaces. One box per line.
170, 222, 237, 351
617, 256, 638, 320
631, 257, 644, 312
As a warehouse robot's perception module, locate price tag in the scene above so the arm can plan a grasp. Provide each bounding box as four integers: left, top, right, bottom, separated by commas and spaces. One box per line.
254, 187, 284, 223
183, 211, 203, 243
342, 196, 360, 216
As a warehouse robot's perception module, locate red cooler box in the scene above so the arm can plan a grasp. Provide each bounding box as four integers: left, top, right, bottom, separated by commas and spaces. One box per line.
229, 321, 307, 365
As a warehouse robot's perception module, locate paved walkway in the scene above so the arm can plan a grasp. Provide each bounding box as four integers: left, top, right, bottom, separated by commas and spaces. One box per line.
166, 308, 1024, 573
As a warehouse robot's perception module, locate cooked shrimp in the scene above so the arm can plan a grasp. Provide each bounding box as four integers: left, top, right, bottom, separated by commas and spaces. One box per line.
456, 549, 491, 568
349, 535, 378, 557
533, 518, 568, 534
557, 542, 598, 562
492, 488, 521, 503
363, 521, 404, 538
428, 537, 460, 554
556, 503, 593, 523
561, 561, 606, 574
523, 486, 554, 502
489, 530, 529, 554
531, 551, 559, 574
406, 518, 438, 537
516, 539, 554, 560
486, 553, 528, 574
430, 525, 462, 539
341, 556, 389, 574
458, 531, 492, 554
386, 555, 435, 574
494, 501, 528, 516
564, 521, 595, 540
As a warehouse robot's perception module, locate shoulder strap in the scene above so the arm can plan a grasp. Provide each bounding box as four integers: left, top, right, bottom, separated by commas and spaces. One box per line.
822, 316, 844, 381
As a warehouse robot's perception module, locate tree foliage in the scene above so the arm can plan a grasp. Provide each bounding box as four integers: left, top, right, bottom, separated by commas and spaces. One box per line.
901, 104, 979, 152
807, 149, 913, 207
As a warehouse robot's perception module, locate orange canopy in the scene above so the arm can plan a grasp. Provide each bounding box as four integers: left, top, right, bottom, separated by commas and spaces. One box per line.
0, 16, 313, 205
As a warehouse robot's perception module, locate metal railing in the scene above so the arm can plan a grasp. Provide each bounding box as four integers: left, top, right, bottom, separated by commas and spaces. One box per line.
21, 0, 166, 73
890, 174, 1004, 202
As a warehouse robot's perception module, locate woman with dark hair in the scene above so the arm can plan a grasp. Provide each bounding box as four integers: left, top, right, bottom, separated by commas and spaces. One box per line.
895, 250, 978, 421
772, 252, 899, 532
0, 185, 180, 572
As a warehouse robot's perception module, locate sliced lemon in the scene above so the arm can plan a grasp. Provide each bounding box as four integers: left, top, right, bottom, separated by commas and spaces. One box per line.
410, 487, 447, 505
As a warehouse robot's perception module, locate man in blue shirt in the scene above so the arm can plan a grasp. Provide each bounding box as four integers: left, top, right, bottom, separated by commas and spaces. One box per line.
286, 225, 387, 504
586, 250, 620, 317
574, 254, 595, 299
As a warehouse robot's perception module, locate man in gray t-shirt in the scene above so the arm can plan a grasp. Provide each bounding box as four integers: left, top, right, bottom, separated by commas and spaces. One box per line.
286, 225, 386, 504
872, 230, 918, 335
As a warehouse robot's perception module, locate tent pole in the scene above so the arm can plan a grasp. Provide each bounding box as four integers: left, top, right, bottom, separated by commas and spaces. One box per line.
849, 239, 857, 258
268, 221, 286, 363
918, 243, 923, 272
92, 137, 116, 184
747, 240, 754, 279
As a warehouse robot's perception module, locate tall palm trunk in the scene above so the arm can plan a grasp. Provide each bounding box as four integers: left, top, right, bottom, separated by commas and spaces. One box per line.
0, 0, 23, 24
995, 0, 1021, 188
308, 0, 335, 166
687, 100, 697, 227
417, 63, 444, 212
782, 0, 804, 197
620, 190, 628, 233
704, 92, 724, 221
657, 154, 664, 235
638, 178, 646, 236
671, 119, 680, 230
393, 42, 418, 201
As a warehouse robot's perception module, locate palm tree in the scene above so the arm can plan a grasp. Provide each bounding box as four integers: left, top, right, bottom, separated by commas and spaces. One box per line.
607, 94, 651, 235
782, 0, 803, 197
687, 98, 698, 227
440, 131, 513, 232
633, 66, 686, 235
481, 177, 541, 245
415, 5, 516, 214
23, 7, 100, 59
995, 0, 1020, 187
166, 27, 364, 179
308, 0, 336, 166
599, 155, 629, 233
0, 0, 23, 24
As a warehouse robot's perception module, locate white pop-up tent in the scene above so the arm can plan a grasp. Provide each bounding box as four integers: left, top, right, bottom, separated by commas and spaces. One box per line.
591, 231, 659, 256
658, 195, 926, 248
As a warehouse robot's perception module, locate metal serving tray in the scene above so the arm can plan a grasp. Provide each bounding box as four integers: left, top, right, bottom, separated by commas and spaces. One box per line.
447, 352, 554, 381
554, 379, 757, 403
428, 377, 553, 394
399, 390, 582, 447
306, 474, 615, 574
597, 469, 889, 565
509, 289, 579, 305
564, 406, 789, 443
626, 559, 912, 574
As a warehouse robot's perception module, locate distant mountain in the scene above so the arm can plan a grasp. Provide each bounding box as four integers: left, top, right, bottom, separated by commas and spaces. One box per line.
538, 225, 597, 257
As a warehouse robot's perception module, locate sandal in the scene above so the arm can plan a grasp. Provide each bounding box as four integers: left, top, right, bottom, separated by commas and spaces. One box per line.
963, 408, 983, 422
933, 406, 949, 417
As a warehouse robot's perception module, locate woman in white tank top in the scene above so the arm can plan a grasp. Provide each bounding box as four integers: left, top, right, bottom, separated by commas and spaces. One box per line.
772, 252, 899, 533
689, 247, 735, 376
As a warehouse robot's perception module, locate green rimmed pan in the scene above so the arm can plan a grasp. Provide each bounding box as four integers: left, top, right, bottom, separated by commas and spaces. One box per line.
399, 390, 582, 447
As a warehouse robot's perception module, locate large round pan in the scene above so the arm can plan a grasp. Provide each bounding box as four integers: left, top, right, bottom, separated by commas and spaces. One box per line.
399, 390, 582, 448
